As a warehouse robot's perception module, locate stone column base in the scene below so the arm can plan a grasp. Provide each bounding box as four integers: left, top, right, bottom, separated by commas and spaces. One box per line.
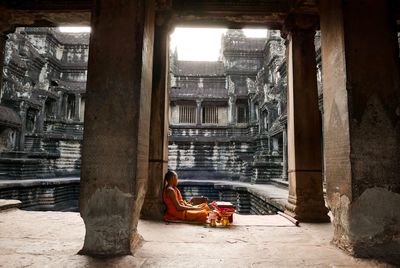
141, 197, 164, 220
285, 200, 330, 223
285, 171, 330, 222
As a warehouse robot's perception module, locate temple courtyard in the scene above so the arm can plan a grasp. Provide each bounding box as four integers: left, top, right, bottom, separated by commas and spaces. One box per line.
0, 205, 394, 268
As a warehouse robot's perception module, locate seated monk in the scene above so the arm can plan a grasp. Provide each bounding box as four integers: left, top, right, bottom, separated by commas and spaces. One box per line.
163, 170, 211, 223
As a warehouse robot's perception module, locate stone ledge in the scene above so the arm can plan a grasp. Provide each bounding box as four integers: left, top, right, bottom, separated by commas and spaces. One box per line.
270, 178, 289, 189
0, 177, 80, 189
179, 179, 288, 211
0, 199, 22, 211
0, 178, 289, 212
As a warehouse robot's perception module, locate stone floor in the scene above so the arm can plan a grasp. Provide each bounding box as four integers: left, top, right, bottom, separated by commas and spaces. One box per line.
0, 208, 395, 268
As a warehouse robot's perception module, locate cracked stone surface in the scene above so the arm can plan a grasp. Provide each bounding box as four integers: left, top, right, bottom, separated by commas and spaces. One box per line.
0, 209, 394, 268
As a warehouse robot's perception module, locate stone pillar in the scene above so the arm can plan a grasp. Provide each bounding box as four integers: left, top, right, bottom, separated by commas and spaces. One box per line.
73, 94, 81, 121
282, 127, 288, 181
0, 34, 7, 95
283, 15, 329, 222
141, 16, 170, 220
196, 99, 202, 126
249, 98, 255, 122
320, 0, 400, 262
267, 134, 272, 154
36, 95, 47, 135
55, 91, 63, 120
266, 110, 272, 152
80, 96, 85, 120
17, 104, 27, 151
80, 0, 155, 256
271, 137, 279, 156
228, 95, 236, 125
62, 94, 68, 120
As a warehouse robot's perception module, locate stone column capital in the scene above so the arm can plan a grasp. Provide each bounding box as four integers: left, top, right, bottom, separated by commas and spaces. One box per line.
281, 14, 319, 39
228, 94, 237, 103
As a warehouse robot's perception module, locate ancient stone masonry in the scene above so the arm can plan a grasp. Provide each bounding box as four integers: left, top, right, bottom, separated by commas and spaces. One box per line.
0, 27, 88, 179
0, 0, 398, 263
168, 29, 323, 184
0, 27, 326, 209
0, 28, 88, 210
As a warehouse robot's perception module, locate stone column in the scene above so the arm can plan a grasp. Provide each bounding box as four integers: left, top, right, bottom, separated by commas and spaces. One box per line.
141, 16, 170, 220
55, 91, 63, 120
249, 98, 255, 123
271, 137, 279, 156
80, 96, 85, 120
196, 99, 202, 126
228, 95, 236, 125
320, 0, 400, 261
36, 95, 47, 135
266, 134, 271, 154
0, 34, 7, 94
266, 110, 272, 152
62, 94, 68, 120
17, 104, 27, 151
281, 126, 288, 181
283, 15, 329, 222
80, 0, 155, 256
74, 94, 81, 121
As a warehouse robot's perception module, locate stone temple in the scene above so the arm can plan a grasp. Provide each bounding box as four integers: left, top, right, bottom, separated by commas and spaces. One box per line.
0, 0, 399, 266
0, 27, 88, 210
169, 30, 326, 186
0, 27, 303, 209
169, 29, 292, 184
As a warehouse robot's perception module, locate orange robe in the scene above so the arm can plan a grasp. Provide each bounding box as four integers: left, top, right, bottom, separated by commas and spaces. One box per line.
163, 186, 211, 223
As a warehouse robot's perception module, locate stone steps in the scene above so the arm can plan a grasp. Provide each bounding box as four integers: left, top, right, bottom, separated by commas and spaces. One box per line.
0, 180, 79, 211
24, 136, 43, 152
0, 158, 56, 180
0, 149, 80, 180
44, 122, 83, 137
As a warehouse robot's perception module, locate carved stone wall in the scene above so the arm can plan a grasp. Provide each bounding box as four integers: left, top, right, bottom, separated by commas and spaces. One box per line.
0, 27, 88, 180
169, 30, 288, 183
168, 29, 324, 183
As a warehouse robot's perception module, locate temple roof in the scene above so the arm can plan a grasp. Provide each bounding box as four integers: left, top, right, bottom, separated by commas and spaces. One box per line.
0, 105, 22, 128
175, 61, 225, 76
21, 28, 90, 45
222, 37, 266, 52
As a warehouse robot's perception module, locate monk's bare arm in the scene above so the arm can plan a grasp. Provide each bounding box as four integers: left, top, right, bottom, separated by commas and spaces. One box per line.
166, 188, 201, 211
183, 200, 192, 206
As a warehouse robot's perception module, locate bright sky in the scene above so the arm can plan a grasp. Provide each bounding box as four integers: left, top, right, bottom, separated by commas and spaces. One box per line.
58, 26, 268, 61
170, 28, 268, 61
